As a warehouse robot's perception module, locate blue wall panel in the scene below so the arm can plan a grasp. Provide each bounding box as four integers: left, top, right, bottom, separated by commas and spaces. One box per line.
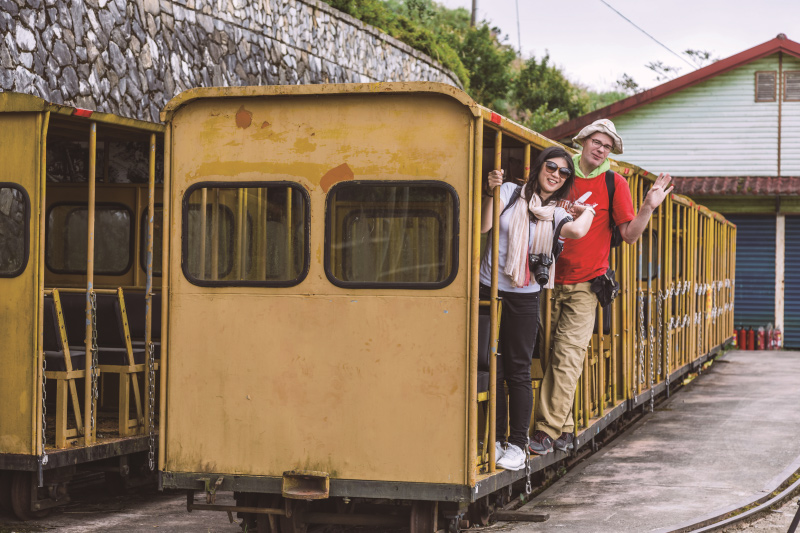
727, 215, 775, 331
783, 216, 800, 348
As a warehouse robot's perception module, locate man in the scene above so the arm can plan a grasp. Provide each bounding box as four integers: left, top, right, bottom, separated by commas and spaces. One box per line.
529, 118, 673, 455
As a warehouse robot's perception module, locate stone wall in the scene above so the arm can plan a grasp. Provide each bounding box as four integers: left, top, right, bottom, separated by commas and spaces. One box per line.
0, 0, 461, 123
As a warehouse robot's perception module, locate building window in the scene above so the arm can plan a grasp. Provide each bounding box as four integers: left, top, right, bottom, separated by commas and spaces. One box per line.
0, 185, 30, 277
785, 71, 800, 101
325, 181, 458, 289
46, 204, 133, 275
755, 71, 777, 102
182, 183, 309, 287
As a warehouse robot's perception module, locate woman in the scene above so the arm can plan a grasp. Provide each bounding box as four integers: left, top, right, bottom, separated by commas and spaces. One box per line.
480, 146, 594, 471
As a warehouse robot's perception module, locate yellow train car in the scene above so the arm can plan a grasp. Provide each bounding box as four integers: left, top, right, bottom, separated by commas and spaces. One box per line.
156, 83, 735, 532
0, 93, 163, 519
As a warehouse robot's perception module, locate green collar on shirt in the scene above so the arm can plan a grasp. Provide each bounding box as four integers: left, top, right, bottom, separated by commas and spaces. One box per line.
572, 153, 610, 179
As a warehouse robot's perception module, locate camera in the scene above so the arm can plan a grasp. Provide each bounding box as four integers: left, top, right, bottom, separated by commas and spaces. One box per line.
528, 253, 553, 286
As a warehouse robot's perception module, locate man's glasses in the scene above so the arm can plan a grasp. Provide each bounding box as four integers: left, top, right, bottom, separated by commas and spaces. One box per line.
589, 138, 614, 152
544, 160, 572, 179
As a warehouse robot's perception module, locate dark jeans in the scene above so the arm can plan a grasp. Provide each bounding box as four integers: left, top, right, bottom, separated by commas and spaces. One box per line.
480, 285, 540, 450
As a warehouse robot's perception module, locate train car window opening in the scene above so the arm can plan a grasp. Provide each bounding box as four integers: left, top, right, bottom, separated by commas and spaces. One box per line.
0, 185, 30, 278
325, 181, 458, 289
46, 139, 164, 184
182, 182, 309, 287
755, 71, 777, 102
140, 205, 163, 276
45, 203, 134, 275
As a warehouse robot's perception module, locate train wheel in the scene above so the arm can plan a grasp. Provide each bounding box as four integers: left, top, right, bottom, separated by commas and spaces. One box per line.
9, 471, 50, 521
0, 471, 12, 515
468, 496, 491, 527
279, 500, 307, 533
410, 501, 437, 533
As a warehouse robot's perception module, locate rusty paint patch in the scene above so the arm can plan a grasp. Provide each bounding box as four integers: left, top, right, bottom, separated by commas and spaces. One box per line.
261, 121, 270, 128
235, 106, 252, 129
320, 163, 354, 192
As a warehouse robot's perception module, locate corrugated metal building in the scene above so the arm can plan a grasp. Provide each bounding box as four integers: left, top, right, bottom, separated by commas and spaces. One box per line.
545, 34, 800, 347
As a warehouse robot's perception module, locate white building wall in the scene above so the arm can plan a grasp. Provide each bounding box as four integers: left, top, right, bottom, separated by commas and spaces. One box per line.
780, 55, 800, 175
613, 56, 781, 176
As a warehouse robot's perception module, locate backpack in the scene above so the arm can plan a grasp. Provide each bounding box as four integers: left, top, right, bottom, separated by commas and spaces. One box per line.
605, 170, 623, 248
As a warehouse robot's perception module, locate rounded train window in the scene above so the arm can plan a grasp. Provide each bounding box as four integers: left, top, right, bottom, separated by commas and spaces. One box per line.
181, 182, 310, 287
325, 181, 459, 289
0, 185, 30, 278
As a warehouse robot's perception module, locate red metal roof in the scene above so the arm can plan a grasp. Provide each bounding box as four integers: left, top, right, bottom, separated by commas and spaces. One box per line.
673, 176, 800, 196
543, 34, 800, 142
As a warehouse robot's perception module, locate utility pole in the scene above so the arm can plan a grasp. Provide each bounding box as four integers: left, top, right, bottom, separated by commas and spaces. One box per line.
471, 0, 477, 27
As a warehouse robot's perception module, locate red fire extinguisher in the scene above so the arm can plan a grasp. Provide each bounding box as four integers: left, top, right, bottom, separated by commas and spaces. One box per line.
774, 328, 782, 349
747, 327, 755, 350
737, 326, 747, 349
757, 326, 766, 350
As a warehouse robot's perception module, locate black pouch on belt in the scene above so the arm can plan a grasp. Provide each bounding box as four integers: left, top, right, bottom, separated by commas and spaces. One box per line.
590, 268, 620, 307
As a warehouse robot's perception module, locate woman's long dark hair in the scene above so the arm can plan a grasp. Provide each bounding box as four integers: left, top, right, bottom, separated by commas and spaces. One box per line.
524, 146, 575, 205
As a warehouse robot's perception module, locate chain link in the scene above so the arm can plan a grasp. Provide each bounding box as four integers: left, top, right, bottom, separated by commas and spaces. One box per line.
657, 290, 664, 378
637, 291, 646, 395
524, 443, 532, 495
148, 341, 156, 471
648, 320, 656, 412
90, 291, 99, 434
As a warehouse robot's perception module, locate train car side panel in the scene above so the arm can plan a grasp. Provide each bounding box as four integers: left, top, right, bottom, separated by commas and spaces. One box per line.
0, 112, 40, 455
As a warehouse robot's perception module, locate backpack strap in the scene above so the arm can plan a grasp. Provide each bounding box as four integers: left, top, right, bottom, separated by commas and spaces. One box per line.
499, 185, 522, 218
551, 216, 569, 262
605, 169, 615, 227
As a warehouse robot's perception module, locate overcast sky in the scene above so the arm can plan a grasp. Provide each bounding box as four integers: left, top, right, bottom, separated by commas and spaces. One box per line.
435, 0, 798, 92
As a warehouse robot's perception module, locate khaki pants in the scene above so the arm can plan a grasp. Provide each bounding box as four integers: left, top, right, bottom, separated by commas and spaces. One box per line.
533, 282, 596, 439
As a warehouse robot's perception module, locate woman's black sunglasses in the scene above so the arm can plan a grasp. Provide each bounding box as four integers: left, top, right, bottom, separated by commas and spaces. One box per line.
544, 161, 572, 179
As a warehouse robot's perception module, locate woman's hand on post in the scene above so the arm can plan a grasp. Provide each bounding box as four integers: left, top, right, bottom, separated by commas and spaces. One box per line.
486, 169, 504, 194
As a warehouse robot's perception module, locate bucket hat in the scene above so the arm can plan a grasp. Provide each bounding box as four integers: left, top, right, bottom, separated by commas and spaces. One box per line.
573, 118, 623, 154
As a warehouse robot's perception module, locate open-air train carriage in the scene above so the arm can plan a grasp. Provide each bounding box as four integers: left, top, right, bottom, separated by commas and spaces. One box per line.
157, 83, 735, 532
0, 92, 163, 520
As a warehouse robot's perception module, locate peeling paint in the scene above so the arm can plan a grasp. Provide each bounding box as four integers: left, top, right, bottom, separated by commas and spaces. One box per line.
320, 163, 354, 192
235, 106, 252, 129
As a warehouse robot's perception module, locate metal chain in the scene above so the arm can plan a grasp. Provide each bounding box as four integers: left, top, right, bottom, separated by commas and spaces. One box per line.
41, 350, 48, 465
648, 320, 656, 412
657, 290, 664, 378
90, 291, 99, 433
148, 341, 156, 471
637, 291, 646, 394
524, 443, 532, 495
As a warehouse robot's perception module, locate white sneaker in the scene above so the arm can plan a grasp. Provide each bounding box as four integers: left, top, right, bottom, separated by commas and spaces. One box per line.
495, 441, 506, 461
496, 443, 526, 471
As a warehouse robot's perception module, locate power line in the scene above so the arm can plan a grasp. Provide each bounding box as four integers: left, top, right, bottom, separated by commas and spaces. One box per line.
515, 0, 522, 55
598, 0, 697, 70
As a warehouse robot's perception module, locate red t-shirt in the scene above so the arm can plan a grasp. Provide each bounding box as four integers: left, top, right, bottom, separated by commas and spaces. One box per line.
555, 171, 636, 285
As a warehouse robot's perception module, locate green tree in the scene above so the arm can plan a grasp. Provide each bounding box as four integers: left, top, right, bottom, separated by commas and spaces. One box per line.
448, 24, 517, 111
512, 54, 587, 130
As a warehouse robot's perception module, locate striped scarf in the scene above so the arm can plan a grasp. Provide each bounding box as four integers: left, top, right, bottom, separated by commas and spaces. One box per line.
504, 190, 557, 289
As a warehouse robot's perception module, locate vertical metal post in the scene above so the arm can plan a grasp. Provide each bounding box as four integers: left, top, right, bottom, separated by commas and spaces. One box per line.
84, 122, 97, 444
468, 116, 483, 486
488, 129, 502, 472
199, 189, 207, 279
36, 111, 50, 458
236, 188, 244, 280
145, 133, 156, 440
286, 187, 293, 278
211, 189, 220, 280
158, 125, 172, 471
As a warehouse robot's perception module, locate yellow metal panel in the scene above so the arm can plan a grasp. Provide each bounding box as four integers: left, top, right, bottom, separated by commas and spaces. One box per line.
165, 92, 473, 484
0, 113, 40, 455
165, 294, 467, 482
